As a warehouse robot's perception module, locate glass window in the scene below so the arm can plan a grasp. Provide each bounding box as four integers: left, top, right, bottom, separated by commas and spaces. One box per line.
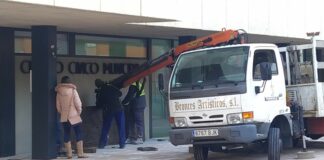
171, 46, 249, 89
152, 39, 170, 59
75, 35, 146, 58
15, 31, 68, 55
15, 31, 31, 53
253, 50, 278, 80
173, 40, 179, 48
316, 48, 324, 62
301, 49, 314, 83
57, 34, 68, 55
151, 39, 172, 138
287, 49, 314, 84
318, 69, 324, 82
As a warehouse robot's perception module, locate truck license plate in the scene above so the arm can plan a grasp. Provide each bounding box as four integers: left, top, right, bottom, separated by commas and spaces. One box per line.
193, 129, 219, 137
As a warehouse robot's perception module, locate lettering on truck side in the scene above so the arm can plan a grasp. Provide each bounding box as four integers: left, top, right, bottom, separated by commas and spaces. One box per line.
173, 96, 240, 112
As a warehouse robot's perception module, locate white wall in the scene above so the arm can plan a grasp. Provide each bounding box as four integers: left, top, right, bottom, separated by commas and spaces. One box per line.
144, 0, 324, 40
9, 0, 324, 39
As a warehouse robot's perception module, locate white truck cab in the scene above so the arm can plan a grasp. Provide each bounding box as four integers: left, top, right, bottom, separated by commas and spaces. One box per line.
168, 44, 293, 160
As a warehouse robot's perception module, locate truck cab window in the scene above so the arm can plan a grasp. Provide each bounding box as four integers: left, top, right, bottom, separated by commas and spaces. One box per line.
173, 55, 204, 87
171, 46, 249, 89
253, 50, 278, 80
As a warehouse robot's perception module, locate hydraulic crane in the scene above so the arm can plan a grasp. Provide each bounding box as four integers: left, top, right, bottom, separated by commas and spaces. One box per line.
110, 29, 248, 89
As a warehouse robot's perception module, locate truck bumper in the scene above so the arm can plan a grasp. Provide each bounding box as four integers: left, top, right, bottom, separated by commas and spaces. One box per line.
169, 124, 258, 145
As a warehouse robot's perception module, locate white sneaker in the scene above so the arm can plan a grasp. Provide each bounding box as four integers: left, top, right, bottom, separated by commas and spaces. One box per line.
135, 138, 144, 144
125, 138, 136, 144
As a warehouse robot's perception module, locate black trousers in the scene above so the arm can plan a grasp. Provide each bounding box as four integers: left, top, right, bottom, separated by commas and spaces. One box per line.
62, 122, 83, 143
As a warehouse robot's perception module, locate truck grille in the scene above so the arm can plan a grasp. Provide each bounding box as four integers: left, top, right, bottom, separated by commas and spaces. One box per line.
189, 114, 224, 124
189, 116, 202, 120
192, 120, 223, 124
209, 115, 223, 118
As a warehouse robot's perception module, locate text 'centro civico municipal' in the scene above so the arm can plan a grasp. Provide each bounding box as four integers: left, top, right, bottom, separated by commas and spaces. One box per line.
19, 60, 140, 75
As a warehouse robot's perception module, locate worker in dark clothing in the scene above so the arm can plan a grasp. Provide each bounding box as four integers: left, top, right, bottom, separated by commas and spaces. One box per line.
122, 78, 146, 144
96, 79, 126, 149
124, 103, 136, 144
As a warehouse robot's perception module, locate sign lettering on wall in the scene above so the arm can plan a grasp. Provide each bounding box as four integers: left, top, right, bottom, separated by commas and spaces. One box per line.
19, 60, 140, 74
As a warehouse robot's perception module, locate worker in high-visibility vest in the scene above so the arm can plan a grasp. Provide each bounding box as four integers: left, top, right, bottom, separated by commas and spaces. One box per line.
122, 78, 146, 144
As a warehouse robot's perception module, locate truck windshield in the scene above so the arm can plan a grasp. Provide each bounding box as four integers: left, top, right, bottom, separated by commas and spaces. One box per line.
170, 46, 249, 89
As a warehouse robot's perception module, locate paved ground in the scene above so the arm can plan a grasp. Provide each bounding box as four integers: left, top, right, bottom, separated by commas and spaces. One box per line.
55, 138, 324, 160
5, 138, 324, 160
56, 138, 191, 160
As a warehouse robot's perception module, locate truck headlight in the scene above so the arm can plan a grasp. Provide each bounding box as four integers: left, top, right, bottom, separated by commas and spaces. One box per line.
227, 112, 254, 124
174, 117, 188, 127
227, 113, 242, 124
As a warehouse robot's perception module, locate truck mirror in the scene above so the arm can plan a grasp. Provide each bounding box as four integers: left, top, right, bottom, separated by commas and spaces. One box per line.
158, 73, 164, 90
260, 62, 272, 81
255, 86, 261, 94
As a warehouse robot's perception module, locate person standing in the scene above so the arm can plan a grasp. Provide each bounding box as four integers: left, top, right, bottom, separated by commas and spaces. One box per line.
55, 76, 87, 159
122, 78, 146, 144
96, 79, 126, 149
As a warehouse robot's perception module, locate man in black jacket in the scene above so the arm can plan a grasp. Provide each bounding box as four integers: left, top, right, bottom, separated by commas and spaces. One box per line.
96, 79, 126, 149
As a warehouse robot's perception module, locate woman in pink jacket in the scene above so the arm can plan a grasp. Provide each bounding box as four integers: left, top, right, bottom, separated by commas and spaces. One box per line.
56, 76, 87, 159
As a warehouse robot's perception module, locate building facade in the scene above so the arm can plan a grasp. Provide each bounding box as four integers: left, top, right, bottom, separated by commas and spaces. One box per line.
0, 0, 323, 159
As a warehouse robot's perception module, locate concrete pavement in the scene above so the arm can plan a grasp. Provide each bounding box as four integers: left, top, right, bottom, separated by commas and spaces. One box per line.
56, 138, 191, 160
4, 138, 324, 160
54, 138, 324, 160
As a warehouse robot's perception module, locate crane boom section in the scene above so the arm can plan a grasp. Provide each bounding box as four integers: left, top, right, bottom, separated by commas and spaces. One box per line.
111, 29, 245, 88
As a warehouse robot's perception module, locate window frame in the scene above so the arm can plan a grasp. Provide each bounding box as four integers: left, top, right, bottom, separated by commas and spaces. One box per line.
74, 34, 149, 59
12, 29, 175, 60
252, 49, 278, 80
14, 29, 69, 55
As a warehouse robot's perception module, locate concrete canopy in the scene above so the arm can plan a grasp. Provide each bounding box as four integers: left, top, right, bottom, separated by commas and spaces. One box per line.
0, 1, 310, 45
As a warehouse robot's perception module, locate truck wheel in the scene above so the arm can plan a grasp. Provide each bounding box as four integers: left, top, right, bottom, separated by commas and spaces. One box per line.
268, 127, 281, 160
193, 145, 208, 160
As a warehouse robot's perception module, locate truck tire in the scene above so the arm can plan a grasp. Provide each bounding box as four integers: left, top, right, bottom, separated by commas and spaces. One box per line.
268, 127, 281, 160
193, 145, 208, 160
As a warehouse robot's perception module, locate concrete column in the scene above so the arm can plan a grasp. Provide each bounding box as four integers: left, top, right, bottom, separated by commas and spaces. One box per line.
31, 26, 57, 159
0, 27, 15, 157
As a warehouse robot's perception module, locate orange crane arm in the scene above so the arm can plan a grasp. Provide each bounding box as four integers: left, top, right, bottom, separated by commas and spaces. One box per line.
110, 29, 247, 88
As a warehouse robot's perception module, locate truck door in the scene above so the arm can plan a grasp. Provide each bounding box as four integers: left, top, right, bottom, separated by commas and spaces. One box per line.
251, 48, 286, 122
